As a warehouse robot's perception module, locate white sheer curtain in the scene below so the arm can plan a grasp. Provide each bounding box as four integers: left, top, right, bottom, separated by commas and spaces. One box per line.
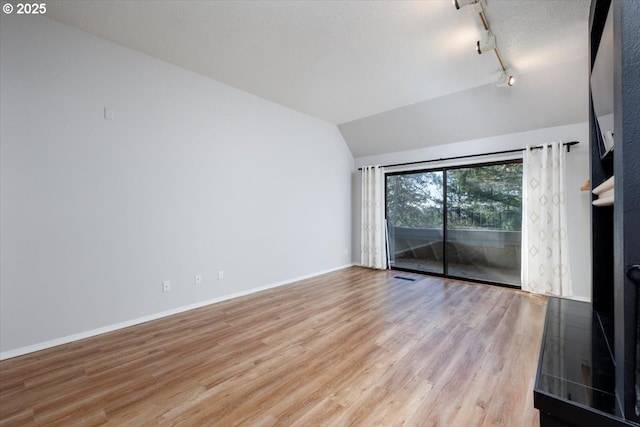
361, 165, 387, 269
521, 142, 573, 296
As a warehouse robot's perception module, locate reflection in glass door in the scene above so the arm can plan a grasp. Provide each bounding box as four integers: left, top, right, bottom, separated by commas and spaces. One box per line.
385, 162, 522, 286
386, 171, 444, 274
446, 164, 522, 286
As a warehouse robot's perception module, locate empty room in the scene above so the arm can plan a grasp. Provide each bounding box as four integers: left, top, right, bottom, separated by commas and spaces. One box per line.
1, 0, 638, 426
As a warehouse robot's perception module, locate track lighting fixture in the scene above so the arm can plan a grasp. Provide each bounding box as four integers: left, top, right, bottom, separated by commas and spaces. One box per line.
453, 0, 486, 11
497, 70, 515, 87
470, 0, 487, 14
476, 30, 496, 54
453, 0, 475, 10
454, 0, 515, 87
452, 0, 465, 9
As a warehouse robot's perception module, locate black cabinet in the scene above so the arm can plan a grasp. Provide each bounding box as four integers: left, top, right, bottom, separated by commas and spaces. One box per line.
595, 0, 640, 422
535, 298, 624, 427
610, 0, 640, 420
535, 1, 640, 425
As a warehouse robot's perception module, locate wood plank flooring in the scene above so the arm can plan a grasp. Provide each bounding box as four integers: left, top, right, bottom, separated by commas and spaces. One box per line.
0, 267, 547, 426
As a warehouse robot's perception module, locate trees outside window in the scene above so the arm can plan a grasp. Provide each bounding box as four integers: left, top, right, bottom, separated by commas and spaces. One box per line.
386, 162, 522, 286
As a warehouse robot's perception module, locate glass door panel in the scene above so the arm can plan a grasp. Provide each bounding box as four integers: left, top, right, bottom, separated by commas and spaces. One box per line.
445, 163, 523, 285
386, 172, 444, 274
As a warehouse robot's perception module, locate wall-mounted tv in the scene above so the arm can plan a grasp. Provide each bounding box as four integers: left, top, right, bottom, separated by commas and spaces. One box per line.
590, 2, 614, 159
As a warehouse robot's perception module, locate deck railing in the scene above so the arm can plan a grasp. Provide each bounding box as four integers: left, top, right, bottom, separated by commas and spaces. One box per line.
388, 226, 521, 270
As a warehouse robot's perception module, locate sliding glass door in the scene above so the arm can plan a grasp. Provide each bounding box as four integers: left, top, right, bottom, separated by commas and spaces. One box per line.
445, 163, 523, 285
386, 162, 522, 286
386, 171, 444, 274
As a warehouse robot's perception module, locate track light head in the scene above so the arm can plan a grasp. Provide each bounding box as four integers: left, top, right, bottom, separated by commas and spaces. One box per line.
453, 0, 476, 10
453, 0, 486, 11
470, 0, 487, 14
476, 30, 496, 54
497, 70, 515, 87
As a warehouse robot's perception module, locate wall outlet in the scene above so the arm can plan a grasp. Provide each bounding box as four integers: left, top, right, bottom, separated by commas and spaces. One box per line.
343, 248, 349, 255
218, 270, 224, 280
162, 280, 171, 292
195, 274, 202, 285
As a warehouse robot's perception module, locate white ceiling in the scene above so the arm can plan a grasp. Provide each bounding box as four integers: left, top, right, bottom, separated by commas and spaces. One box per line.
45, 0, 591, 156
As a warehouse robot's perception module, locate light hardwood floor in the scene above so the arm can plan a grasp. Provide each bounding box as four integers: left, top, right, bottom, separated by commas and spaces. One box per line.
0, 267, 547, 426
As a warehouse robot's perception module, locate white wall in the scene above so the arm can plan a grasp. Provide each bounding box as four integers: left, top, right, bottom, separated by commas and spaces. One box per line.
340, 57, 589, 157
352, 123, 592, 301
0, 15, 354, 357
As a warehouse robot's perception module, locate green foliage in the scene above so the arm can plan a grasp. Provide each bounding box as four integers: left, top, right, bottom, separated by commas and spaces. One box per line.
447, 163, 522, 231
386, 163, 522, 231
386, 171, 443, 229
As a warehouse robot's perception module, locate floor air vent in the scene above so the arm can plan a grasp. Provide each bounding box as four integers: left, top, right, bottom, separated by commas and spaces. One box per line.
393, 275, 417, 281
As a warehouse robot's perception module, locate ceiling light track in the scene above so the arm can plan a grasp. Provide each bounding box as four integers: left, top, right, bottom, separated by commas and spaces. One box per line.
454, 0, 514, 87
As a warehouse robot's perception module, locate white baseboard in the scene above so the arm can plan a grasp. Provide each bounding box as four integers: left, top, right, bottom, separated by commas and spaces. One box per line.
0, 264, 355, 360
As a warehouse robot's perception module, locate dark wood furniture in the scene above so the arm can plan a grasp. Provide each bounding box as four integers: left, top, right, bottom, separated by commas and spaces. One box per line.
534, 1, 640, 426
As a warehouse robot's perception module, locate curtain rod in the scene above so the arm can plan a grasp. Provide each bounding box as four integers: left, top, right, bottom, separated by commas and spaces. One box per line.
357, 141, 579, 171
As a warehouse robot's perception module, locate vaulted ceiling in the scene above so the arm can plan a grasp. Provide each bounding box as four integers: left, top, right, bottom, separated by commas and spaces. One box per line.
45, 0, 591, 157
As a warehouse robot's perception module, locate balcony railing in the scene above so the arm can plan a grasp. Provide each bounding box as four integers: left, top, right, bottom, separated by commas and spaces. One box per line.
388, 226, 521, 285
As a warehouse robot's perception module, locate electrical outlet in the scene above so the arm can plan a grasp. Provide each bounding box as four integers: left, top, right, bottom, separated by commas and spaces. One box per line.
195, 274, 202, 285
162, 280, 171, 292
218, 270, 224, 280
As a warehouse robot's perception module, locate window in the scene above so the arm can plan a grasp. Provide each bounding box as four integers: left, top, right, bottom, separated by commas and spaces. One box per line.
386, 161, 522, 286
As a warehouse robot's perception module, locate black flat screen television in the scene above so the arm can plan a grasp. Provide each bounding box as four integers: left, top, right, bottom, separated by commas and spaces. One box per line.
590, 2, 614, 159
